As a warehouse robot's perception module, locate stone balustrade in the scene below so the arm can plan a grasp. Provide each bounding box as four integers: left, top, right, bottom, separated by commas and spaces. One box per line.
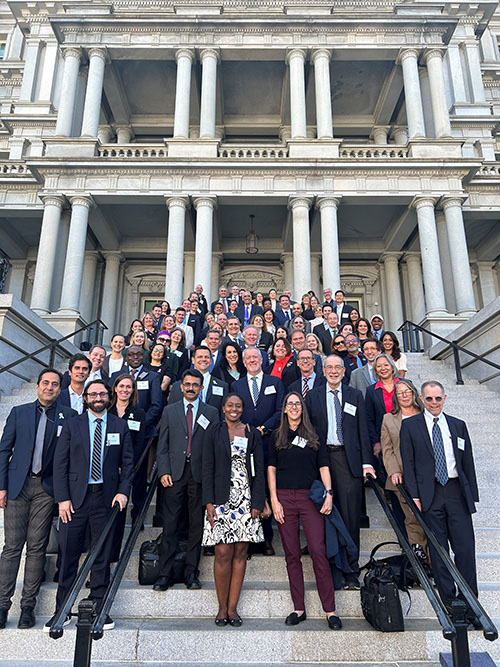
219, 145, 289, 159
98, 146, 168, 158
478, 163, 500, 177
339, 145, 409, 159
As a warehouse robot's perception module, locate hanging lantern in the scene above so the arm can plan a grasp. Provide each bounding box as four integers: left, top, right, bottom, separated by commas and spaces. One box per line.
245, 214, 259, 254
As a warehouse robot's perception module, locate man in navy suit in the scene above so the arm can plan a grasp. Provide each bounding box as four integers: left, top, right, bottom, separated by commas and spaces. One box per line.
305, 354, 375, 588
0, 369, 76, 630
288, 348, 326, 397
241, 326, 269, 370
400, 381, 479, 617
194, 284, 208, 317
235, 290, 263, 327
333, 290, 353, 323
48, 380, 133, 632
211, 285, 230, 314
313, 310, 338, 356
274, 294, 293, 326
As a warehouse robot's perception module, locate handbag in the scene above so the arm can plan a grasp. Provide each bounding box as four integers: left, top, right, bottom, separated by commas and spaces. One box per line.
364, 541, 418, 590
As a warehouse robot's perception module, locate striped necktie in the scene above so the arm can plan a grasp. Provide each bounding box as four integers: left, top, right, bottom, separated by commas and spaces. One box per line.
91, 418, 103, 481
302, 377, 310, 398
432, 418, 448, 486
331, 390, 344, 445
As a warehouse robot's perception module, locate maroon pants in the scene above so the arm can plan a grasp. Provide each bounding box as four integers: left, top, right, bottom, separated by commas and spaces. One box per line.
277, 489, 335, 612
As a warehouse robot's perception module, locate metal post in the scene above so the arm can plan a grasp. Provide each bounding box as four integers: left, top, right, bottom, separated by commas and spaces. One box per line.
73, 598, 96, 667
452, 346, 464, 385
450, 599, 471, 667
402, 324, 409, 352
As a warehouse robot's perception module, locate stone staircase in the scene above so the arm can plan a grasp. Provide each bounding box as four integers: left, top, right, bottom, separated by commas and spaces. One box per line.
0, 352, 499, 666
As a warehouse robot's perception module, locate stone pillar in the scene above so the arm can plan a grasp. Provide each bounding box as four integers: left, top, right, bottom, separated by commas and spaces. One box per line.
165, 196, 188, 308
289, 197, 312, 299
435, 211, 457, 314
399, 49, 426, 139
442, 198, 476, 316
463, 39, 487, 104
38, 40, 59, 105
391, 126, 408, 145
287, 49, 307, 139
183, 252, 195, 296
51, 210, 71, 312
174, 49, 194, 139
312, 49, 333, 139
476, 262, 498, 307
115, 125, 133, 143
371, 126, 390, 145
7, 260, 28, 300
317, 197, 341, 292
194, 197, 216, 301
81, 48, 107, 138
413, 198, 448, 316
79, 251, 99, 323
211, 253, 222, 303
100, 251, 122, 343
18, 39, 40, 102
55, 48, 81, 136
199, 49, 219, 139
281, 253, 294, 293
380, 253, 404, 331
480, 28, 499, 62
311, 253, 321, 299
31, 195, 66, 315
5, 25, 24, 61
404, 253, 426, 323
98, 125, 113, 144
59, 196, 93, 314
424, 49, 452, 138
447, 45, 467, 106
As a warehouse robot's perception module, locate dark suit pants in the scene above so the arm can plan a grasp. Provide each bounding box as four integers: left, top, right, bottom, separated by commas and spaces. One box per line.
0, 476, 54, 610
422, 478, 477, 605
56, 485, 114, 611
328, 449, 362, 574
159, 460, 203, 579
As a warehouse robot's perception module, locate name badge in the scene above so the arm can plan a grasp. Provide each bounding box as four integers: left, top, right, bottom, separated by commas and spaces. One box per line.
212, 385, 223, 396
174, 350, 183, 357
457, 437, 465, 451
264, 385, 276, 395
197, 414, 210, 430
344, 402, 357, 416
107, 433, 120, 446
233, 436, 248, 450
128, 420, 141, 432
57, 425, 63, 437
292, 435, 307, 448
137, 380, 149, 390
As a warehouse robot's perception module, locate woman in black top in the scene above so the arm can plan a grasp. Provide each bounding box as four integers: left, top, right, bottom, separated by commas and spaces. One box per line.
202, 393, 265, 627
212, 341, 247, 385
169, 327, 190, 376
144, 343, 174, 396
268, 392, 341, 630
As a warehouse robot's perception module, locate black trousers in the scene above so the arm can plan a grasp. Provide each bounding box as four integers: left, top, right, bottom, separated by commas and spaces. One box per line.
423, 478, 477, 605
159, 461, 203, 579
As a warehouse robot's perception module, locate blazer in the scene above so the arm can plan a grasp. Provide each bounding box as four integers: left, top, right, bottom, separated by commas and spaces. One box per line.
186, 313, 202, 343
288, 373, 326, 395
110, 366, 163, 436
171, 346, 190, 377
266, 357, 300, 391
58, 388, 82, 412
240, 346, 269, 371
349, 363, 375, 397
212, 365, 247, 386
380, 411, 404, 491
168, 374, 228, 417
400, 412, 479, 514
257, 331, 274, 351
197, 293, 209, 316
305, 384, 373, 478
108, 404, 146, 464
274, 309, 293, 327
157, 400, 219, 483
102, 355, 124, 377
234, 303, 264, 326
230, 374, 285, 433
312, 323, 335, 355
0, 400, 77, 500
53, 412, 134, 509
211, 297, 230, 314
365, 382, 395, 446
335, 303, 354, 323
202, 421, 265, 511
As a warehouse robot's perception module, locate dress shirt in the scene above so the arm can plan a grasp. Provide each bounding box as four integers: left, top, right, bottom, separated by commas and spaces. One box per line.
68, 386, 84, 415
85, 369, 103, 387
282, 309, 292, 320
326, 384, 342, 446
108, 357, 123, 376
247, 371, 264, 399
336, 304, 343, 320
87, 411, 107, 484
183, 397, 199, 423
129, 364, 144, 379
201, 372, 211, 402
423, 410, 457, 478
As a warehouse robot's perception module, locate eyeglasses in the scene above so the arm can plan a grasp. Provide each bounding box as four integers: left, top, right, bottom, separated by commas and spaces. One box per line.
286, 401, 302, 408
157, 337, 170, 343
87, 392, 108, 399
396, 390, 412, 398
333, 340, 345, 346
345, 339, 357, 345
424, 396, 443, 402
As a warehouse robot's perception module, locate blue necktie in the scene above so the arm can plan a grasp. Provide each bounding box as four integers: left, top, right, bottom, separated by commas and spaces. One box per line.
245, 306, 250, 326
432, 418, 448, 486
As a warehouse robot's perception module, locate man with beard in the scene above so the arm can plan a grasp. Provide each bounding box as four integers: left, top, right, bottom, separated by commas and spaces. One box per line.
46, 380, 133, 632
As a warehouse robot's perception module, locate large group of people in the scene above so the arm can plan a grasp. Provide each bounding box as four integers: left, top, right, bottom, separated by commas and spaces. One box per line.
0, 284, 480, 632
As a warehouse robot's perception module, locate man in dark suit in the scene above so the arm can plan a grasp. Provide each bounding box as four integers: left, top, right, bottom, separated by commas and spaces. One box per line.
334, 290, 353, 323
274, 294, 293, 326
322, 287, 335, 308
220, 316, 244, 348
211, 285, 230, 314
154, 369, 219, 591
235, 290, 263, 327
288, 348, 326, 397
313, 311, 338, 356
61, 346, 109, 391
58, 353, 91, 414
230, 285, 242, 306
305, 354, 375, 588
290, 330, 323, 377
349, 339, 382, 397
241, 326, 269, 370
400, 381, 479, 615
48, 380, 133, 631
0, 369, 76, 630
194, 284, 209, 317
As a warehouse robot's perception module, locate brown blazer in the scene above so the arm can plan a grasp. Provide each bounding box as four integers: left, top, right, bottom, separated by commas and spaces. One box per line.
380, 412, 403, 491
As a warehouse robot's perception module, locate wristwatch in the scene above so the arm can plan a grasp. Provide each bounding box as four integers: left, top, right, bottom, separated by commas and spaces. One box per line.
325, 489, 333, 496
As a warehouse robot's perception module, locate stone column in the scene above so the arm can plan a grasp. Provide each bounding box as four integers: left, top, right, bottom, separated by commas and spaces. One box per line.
115, 125, 133, 143
447, 45, 467, 106
435, 211, 456, 314
18, 39, 40, 102
287, 49, 307, 139
404, 253, 426, 323
413, 198, 448, 316
7, 260, 28, 300
380, 253, 404, 331
31, 195, 66, 315
183, 252, 195, 296
391, 126, 408, 145
317, 197, 341, 292
475, 262, 498, 307
311, 253, 321, 299
480, 28, 499, 62
165, 196, 188, 308
312, 49, 333, 139
98, 125, 113, 144
424, 49, 452, 138
58, 196, 93, 314
442, 198, 476, 316
463, 39, 487, 104
199, 49, 219, 139
289, 197, 312, 299
79, 251, 99, 323
51, 210, 71, 312
399, 49, 426, 139
211, 253, 222, 302
100, 251, 122, 343
81, 48, 107, 138
55, 48, 82, 136
194, 197, 216, 301
371, 126, 390, 145
5, 25, 24, 61
281, 253, 294, 293
173, 49, 194, 139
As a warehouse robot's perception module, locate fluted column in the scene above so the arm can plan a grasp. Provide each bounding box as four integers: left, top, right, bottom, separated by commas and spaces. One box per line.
287, 49, 307, 139
380, 253, 404, 331
165, 196, 188, 308
81, 48, 107, 138
311, 253, 321, 299
194, 197, 216, 301
289, 197, 312, 299
424, 49, 451, 138
100, 252, 122, 343
442, 198, 476, 316
312, 49, 333, 139
413, 198, 447, 316
199, 49, 219, 139
211, 253, 222, 303
399, 49, 426, 139
55, 48, 82, 136
317, 197, 341, 292
174, 49, 194, 139
58, 196, 93, 314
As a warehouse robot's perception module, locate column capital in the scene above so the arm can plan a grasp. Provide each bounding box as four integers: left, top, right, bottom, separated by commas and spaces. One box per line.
439, 196, 466, 211
288, 196, 312, 211
370, 125, 390, 143
68, 195, 95, 210
39, 193, 67, 209
311, 48, 331, 63
87, 47, 109, 63
193, 195, 217, 210
316, 196, 341, 210
9, 259, 28, 270
412, 196, 437, 211
84, 250, 100, 262
165, 195, 189, 210
176, 48, 195, 63
423, 48, 445, 64
62, 46, 82, 61
200, 48, 220, 63
379, 251, 403, 263
397, 47, 420, 64
102, 250, 123, 263
286, 48, 307, 64
403, 251, 421, 263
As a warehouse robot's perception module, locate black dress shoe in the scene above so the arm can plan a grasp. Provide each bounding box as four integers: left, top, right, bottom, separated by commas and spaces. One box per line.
185, 572, 201, 589
0, 608, 8, 629
18, 607, 35, 629
203, 546, 215, 556
343, 576, 360, 590
262, 542, 275, 556
153, 576, 172, 591
285, 611, 306, 626
327, 614, 342, 630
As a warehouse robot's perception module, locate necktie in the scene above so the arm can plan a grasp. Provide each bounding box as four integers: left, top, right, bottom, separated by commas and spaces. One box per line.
245, 306, 250, 325
251, 377, 259, 405
91, 418, 103, 482
432, 418, 448, 486
285, 310, 290, 321
131, 368, 138, 379
186, 404, 193, 457
32, 406, 47, 474
209, 353, 216, 372
302, 377, 309, 398
331, 390, 344, 445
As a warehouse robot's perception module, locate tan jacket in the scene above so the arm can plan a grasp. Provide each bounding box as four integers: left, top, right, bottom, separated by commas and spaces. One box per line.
380, 412, 403, 491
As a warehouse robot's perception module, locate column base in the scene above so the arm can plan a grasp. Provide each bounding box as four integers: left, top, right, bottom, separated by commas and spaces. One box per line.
43, 312, 87, 344
44, 137, 99, 157
450, 102, 492, 116
419, 313, 471, 350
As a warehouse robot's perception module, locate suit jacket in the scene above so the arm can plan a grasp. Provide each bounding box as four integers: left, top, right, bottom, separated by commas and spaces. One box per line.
288, 373, 326, 395
344, 353, 366, 382
168, 375, 228, 417
185, 313, 201, 343
230, 374, 285, 433
380, 412, 404, 491
234, 303, 264, 326
197, 293, 209, 316
305, 384, 373, 478
312, 323, 335, 355
274, 309, 294, 327
211, 297, 230, 314
157, 400, 219, 483
108, 404, 146, 464
58, 388, 83, 414
0, 400, 77, 500
335, 303, 354, 322
258, 331, 273, 351
266, 357, 300, 391
202, 421, 265, 510
53, 412, 134, 509
365, 383, 393, 446
241, 346, 269, 371
349, 363, 375, 397
110, 366, 163, 436
400, 412, 479, 514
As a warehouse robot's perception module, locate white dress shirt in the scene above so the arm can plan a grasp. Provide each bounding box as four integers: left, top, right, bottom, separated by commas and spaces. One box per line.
326, 384, 342, 445
247, 371, 264, 404
423, 410, 457, 478
200, 372, 212, 402
68, 386, 84, 415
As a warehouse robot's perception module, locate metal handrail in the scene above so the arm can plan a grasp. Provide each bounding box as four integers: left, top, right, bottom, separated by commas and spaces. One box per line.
398, 320, 500, 385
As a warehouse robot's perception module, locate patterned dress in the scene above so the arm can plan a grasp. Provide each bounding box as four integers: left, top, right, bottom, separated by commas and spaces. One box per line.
202, 441, 264, 546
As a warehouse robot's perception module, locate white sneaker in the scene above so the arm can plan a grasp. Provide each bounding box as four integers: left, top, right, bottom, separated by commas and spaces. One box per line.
43, 613, 71, 633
